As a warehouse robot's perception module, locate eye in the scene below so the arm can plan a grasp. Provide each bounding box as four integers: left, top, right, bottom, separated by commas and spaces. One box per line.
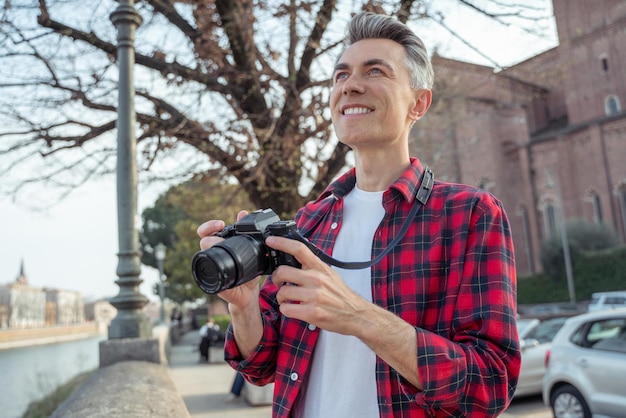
334, 71, 349, 82
368, 67, 383, 75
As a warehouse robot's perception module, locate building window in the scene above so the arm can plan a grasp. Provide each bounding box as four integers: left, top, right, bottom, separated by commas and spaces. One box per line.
543, 203, 558, 239
605, 95, 621, 115
517, 205, 535, 273
591, 193, 603, 223
601, 57, 609, 73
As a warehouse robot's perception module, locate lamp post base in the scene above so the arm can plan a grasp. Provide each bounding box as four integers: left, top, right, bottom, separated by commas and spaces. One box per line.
108, 309, 153, 339
99, 337, 165, 368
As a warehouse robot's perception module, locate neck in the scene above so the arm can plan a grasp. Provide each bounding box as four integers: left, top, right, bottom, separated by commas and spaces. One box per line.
353, 151, 411, 192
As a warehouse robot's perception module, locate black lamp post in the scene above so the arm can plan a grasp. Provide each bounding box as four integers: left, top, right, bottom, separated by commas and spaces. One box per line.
154, 243, 167, 323
107, 0, 152, 339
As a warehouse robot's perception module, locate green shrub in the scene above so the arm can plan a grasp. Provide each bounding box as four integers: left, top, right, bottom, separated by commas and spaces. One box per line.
519, 244, 626, 304
540, 220, 619, 281
212, 314, 231, 332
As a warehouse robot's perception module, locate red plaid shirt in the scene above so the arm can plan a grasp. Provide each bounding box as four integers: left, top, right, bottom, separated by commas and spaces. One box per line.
224, 158, 521, 417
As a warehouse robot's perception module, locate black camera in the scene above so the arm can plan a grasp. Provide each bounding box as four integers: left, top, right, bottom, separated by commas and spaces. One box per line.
191, 208, 301, 294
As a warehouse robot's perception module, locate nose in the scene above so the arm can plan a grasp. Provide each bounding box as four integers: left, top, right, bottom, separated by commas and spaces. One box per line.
342, 74, 364, 96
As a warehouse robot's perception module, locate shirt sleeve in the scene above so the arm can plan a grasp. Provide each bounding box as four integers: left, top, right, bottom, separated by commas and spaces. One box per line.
413, 192, 521, 416
223, 278, 282, 386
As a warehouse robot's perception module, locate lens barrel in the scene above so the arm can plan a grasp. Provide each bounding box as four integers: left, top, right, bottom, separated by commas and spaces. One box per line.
191, 234, 269, 294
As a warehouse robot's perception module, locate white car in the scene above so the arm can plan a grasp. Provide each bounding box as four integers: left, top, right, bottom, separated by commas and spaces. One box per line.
542, 309, 626, 418
587, 291, 626, 312
515, 316, 567, 398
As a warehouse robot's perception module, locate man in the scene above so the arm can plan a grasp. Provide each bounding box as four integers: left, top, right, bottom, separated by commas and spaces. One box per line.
198, 12, 520, 417
198, 317, 220, 362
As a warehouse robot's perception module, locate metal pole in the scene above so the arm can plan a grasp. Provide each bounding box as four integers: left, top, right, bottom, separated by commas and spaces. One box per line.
108, 0, 152, 338
154, 243, 167, 323
546, 170, 577, 306
559, 209, 576, 306
159, 273, 166, 323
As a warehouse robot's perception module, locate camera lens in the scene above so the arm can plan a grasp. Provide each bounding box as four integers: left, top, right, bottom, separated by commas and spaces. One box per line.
191, 235, 269, 294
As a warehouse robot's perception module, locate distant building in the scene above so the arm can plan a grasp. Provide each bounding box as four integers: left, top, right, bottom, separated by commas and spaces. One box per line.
85, 299, 117, 324
44, 288, 85, 325
0, 262, 46, 329
85, 299, 117, 334
413, 0, 626, 274
0, 261, 85, 329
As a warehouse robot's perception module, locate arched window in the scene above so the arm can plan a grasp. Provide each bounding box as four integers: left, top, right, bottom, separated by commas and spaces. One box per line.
592, 193, 603, 223
601, 56, 609, 73
605, 95, 621, 116
516, 205, 535, 273
543, 203, 558, 239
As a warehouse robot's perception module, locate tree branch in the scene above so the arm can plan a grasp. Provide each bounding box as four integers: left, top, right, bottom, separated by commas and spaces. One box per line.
146, 0, 201, 41
36, 1, 237, 96
296, 0, 337, 91
214, 0, 271, 127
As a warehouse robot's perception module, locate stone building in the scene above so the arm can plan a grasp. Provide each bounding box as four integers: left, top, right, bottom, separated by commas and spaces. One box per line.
0, 263, 46, 329
0, 262, 85, 329
45, 288, 85, 325
413, 0, 626, 275
85, 299, 117, 334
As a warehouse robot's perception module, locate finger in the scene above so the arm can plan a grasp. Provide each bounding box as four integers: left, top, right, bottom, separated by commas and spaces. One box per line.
236, 210, 249, 221
275, 277, 313, 301
265, 236, 326, 269
272, 264, 307, 288
197, 220, 226, 238
199, 235, 225, 250
217, 276, 262, 305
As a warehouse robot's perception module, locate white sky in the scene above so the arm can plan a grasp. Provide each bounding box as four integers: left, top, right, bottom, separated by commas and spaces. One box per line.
0, 179, 168, 302
0, 1, 558, 302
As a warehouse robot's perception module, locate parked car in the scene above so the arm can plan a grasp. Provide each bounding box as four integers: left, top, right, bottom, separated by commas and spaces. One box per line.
526, 304, 578, 318
514, 316, 567, 398
543, 309, 626, 418
587, 291, 626, 312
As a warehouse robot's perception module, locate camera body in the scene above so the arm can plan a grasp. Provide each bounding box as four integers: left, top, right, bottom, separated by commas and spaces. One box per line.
191, 208, 301, 294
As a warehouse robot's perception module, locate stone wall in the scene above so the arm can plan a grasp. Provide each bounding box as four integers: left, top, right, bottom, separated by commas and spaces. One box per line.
50, 360, 189, 418
0, 322, 99, 350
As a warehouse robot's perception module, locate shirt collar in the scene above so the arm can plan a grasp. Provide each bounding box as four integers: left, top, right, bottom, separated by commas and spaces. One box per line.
317, 158, 426, 204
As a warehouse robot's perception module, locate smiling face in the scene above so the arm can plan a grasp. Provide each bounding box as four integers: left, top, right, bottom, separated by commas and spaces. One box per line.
330, 38, 431, 153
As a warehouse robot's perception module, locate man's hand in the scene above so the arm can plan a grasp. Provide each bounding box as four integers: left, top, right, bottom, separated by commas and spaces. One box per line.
267, 235, 370, 336
197, 210, 263, 358
197, 210, 262, 308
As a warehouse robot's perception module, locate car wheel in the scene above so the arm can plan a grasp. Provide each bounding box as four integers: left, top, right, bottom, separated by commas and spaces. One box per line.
550, 385, 591, 418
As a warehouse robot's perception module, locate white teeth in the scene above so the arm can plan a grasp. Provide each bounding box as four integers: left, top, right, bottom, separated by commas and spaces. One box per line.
343, 107, 371, 115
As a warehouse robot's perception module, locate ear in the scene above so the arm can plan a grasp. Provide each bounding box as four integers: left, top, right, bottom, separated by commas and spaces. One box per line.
408, 89, 432, 122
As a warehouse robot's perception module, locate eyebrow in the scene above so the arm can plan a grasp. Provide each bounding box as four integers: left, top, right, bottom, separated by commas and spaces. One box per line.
333, 58, 396, 75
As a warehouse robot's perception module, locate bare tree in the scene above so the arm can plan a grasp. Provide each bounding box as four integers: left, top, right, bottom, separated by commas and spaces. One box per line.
0, 0, 552, 217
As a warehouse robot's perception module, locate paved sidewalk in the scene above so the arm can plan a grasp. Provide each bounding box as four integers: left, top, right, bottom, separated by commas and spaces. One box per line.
168, 330, 271, 418
168, 330, 549, 418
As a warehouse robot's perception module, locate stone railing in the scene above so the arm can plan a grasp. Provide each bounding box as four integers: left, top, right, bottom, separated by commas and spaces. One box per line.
50, 360, 189, 418
51, 323, 189, 418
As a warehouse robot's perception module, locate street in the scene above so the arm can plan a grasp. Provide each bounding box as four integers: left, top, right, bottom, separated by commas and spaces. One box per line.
504, 394, 551, 418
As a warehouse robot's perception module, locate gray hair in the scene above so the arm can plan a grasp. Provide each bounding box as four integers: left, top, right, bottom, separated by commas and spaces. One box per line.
342, 12, 434, 90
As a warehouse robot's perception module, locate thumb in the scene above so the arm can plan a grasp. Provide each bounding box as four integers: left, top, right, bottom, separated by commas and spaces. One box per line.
236, 210, 249, 221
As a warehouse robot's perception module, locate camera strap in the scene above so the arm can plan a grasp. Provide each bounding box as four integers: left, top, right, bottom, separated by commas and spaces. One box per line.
292, 167, 434, 270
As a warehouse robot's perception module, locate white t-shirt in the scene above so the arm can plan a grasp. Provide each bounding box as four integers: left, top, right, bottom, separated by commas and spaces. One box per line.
297, 186, 385, 418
